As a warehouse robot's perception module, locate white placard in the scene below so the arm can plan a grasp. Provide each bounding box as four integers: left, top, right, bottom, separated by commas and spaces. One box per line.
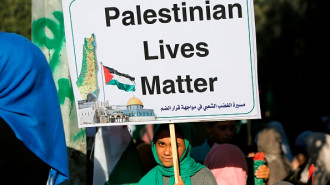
62, 0, 261, 127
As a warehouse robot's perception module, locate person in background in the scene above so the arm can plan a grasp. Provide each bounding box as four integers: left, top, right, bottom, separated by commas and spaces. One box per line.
191, 120, 270, 182
191, 121, 238, 164
204, 143, 248, 185
0, 32, 69, 184
138, 123, 217, 185
256, 127, 292, 185
290, 131, 330, 185
267, 121, 293, 162
304, 132, 330, 185
289, 130, 314, 184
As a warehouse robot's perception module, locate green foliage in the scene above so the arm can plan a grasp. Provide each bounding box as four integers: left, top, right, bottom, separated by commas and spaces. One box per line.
0, 0, 32, 40
254, 0, 330, 130
254, 0, 307, 59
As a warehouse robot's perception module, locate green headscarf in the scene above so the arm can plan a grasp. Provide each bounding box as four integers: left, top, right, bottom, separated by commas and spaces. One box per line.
138, 123, 205, 185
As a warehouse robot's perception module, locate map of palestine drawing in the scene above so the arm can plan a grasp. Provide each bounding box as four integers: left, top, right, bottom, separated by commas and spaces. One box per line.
76, 34, 99, 99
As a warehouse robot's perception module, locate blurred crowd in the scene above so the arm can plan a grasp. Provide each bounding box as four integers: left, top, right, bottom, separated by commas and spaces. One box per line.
124, 119, 330, 185
1, 31, 329, 185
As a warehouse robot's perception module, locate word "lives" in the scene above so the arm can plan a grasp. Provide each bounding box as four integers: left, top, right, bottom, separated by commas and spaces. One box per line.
143, 40, 209, 60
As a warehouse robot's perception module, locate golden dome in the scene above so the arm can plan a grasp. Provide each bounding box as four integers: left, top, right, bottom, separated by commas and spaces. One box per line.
126, 97, 143, 106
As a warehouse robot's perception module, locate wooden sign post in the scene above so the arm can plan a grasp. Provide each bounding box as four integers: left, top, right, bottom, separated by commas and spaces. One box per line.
169, 123, 180, 183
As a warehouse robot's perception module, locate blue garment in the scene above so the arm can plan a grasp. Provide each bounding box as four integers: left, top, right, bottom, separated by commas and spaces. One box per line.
0, 32, 69, 184
294, 130, 314, 149
190, 139, 211, 163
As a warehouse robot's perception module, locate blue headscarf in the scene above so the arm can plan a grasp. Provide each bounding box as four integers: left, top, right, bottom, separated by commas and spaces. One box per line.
0, 32, 69, 184
294, 130, 314, 149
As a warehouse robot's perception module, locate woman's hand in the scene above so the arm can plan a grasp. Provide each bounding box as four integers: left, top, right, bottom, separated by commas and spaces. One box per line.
174, 176, 185, 185
255, 164, 270, 180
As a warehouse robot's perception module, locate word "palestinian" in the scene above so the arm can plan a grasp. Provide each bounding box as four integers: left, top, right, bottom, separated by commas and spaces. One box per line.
105, 1, 243, 27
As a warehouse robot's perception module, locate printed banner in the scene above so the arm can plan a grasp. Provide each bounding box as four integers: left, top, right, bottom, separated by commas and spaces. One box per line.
62, 0, 261, 127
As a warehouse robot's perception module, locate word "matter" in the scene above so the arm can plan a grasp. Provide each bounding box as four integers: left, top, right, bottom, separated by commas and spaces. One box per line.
141, 75, 218, 95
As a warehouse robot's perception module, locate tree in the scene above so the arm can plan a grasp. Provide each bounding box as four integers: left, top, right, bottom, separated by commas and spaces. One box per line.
0, 0, 32, 40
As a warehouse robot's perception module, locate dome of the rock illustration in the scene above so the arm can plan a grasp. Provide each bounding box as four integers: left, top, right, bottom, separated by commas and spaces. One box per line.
126, 96, 143, 106
123, 96, 155, 121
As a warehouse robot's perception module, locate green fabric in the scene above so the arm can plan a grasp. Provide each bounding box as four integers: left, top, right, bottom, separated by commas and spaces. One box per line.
138, 123, 205, 185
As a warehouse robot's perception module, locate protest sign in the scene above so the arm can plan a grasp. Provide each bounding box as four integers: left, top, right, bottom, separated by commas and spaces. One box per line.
62, 0, 261, 127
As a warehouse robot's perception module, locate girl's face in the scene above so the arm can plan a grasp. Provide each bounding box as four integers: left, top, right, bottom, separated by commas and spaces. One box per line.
155, 129, 186, 167
206, 121, 236, 144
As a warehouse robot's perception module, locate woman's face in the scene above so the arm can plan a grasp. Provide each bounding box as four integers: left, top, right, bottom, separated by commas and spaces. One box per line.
206, 121, 236, 144
155, 129, 186, 167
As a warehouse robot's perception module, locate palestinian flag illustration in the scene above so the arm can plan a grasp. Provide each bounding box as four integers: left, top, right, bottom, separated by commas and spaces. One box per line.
103, 65, 135, 92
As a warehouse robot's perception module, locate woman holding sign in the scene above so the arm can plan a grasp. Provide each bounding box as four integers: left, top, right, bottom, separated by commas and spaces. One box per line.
138, 123, 217, 185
